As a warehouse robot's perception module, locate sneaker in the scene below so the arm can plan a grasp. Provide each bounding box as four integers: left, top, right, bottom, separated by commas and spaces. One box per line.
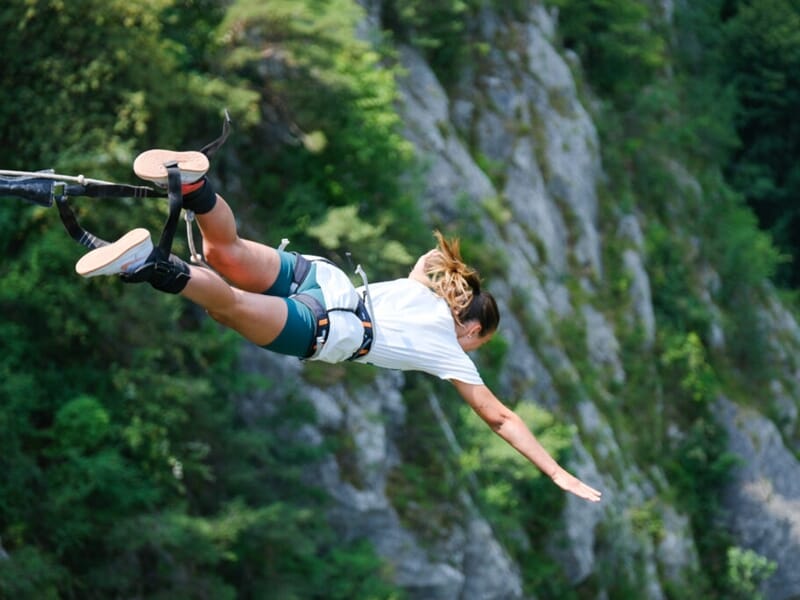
75, 228, 153, 277
133, 149, 209, 187
121, 247, 191, 294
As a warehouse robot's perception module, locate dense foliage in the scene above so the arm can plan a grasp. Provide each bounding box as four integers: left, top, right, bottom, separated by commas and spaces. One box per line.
720, 0, 800, 287
548, 0, 667, 103
380, 0, 528, 81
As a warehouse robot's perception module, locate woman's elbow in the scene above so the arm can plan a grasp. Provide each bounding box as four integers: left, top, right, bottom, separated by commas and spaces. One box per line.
485, 408, 517, 433
457, 382, 517, 433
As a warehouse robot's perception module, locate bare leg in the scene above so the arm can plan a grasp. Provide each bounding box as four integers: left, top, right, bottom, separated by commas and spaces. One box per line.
131, 149, 276, 290
193, 193, 282, 293
179, 192, 290, 345
181, 264, 288, 346
126, 150, 289, 343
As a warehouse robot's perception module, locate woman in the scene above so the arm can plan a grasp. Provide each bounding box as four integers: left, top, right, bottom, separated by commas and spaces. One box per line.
76, 149, 602, 503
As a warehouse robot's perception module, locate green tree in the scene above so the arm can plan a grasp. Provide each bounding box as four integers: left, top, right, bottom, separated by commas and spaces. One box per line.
725, 546, 777, 600
722, 0, 800, 286
547, 0, 666, 105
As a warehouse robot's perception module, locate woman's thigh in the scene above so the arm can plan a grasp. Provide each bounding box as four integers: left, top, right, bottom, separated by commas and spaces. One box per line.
205, 238, 281, 293
194, 196, 283, 293
215, 289, 316, 357
207, 288, 290, 346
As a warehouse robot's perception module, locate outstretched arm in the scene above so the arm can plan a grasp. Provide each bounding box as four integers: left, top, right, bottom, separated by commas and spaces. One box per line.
452, 380, 602, 503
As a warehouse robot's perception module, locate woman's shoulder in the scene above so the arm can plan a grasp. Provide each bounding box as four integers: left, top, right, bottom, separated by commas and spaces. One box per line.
367, 277, 439, 304
372, 277, 440, 301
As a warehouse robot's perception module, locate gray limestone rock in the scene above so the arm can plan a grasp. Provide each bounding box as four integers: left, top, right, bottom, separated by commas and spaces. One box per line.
718, 397, 800, 600
656, 506, 699, 589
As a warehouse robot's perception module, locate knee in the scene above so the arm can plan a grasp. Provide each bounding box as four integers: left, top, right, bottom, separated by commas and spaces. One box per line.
204, 243, 243, 272
206, 307, 237, 329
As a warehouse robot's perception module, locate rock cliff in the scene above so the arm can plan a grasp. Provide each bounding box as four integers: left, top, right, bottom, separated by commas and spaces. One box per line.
239, 4, 800, 598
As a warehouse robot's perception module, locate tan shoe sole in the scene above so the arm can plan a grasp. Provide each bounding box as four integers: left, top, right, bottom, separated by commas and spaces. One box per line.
133, 149, 209, 186
75, 228, 153, 277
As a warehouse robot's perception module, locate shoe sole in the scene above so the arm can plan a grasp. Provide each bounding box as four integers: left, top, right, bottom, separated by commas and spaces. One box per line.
133, 149, 209, 186
75, 228, 153, 278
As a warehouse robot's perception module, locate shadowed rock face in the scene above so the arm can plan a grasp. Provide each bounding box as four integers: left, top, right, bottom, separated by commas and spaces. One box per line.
718, 398, 800, 600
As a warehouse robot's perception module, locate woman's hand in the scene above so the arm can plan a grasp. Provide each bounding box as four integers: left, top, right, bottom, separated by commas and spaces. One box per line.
551, 467, 602, 503
408, 248, 440, 284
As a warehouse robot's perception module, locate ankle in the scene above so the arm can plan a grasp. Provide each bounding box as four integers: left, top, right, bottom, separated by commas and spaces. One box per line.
121, 249, 191, 294
182, 177, 217, 214
181, 178, 206, 196
150, 254, 191, 294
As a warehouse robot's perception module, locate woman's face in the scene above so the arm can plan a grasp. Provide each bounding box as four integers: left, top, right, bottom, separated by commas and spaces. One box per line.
455, 320, 494, 352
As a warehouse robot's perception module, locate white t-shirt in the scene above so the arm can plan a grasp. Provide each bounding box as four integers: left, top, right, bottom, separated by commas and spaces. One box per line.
353, 278, 484, 385
304, 263, 483, 385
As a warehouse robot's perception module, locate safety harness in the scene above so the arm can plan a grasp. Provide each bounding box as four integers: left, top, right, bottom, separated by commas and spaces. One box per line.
289, 253, 374, 361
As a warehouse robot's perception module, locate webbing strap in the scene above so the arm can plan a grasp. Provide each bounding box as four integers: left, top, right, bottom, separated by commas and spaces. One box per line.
293, 292, 330, 359
0, 175, 163, 207
200, 109, 232, 158
156, 163, 184, 256
290, 252, 313, 295
66, 182, 163, 199
0, 175, 55, 207
56, 196, 108, 250
351, 296, 374, 360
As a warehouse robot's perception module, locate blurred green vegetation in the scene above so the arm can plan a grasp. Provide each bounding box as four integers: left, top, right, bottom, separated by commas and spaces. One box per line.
380, 0, 528, 83
547, 0, 667, 104
720, 0, 800, 288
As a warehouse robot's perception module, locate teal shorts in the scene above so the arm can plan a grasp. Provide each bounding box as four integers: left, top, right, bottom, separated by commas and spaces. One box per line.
261, 251, 326, 358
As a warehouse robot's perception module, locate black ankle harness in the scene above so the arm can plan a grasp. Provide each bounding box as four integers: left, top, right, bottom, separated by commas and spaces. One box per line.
289, 254, 374, 361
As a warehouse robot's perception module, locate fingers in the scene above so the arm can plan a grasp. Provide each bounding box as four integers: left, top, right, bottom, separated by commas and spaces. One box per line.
577, 482, 602, 503
553, 471, 603, 502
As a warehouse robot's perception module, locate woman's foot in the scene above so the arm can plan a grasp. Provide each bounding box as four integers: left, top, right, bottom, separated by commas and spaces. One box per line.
133, 148, 217, 214
75, 228, 191, 293
133, 149, 209, 186
75, 228, 153, 277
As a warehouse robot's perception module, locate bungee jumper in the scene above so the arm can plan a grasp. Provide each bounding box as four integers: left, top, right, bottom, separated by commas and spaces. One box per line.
1, 116, 602, 504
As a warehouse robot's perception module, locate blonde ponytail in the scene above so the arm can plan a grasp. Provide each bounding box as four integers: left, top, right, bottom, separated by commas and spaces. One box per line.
424, 231, 483, 325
